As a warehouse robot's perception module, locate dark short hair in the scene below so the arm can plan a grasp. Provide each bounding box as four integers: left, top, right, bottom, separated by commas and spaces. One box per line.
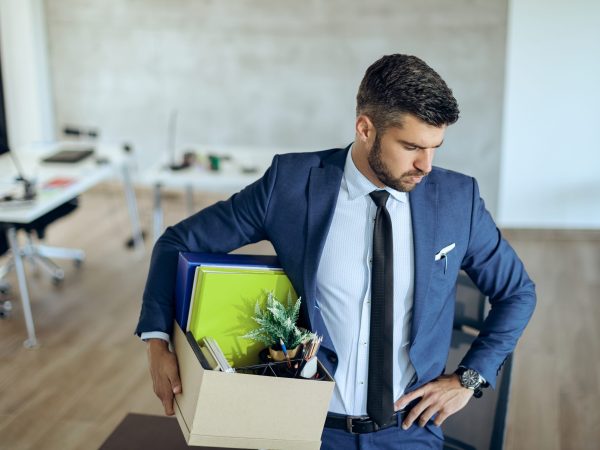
356, 54, 459, 130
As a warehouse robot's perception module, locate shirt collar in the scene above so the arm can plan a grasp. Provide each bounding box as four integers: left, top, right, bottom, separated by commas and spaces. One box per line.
344, 144, 408, 203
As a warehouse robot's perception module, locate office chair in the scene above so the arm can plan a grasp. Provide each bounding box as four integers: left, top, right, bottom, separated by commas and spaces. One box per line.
0, 197, 83, 287
442, 272, 514, 450
0, 126, 99, 289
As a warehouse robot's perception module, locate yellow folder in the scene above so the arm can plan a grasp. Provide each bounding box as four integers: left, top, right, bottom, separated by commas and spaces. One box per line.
188, 266, 297, 367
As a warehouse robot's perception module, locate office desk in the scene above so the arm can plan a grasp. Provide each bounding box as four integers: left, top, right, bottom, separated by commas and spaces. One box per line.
0, 143, 144, 347
140, 147, 285, 242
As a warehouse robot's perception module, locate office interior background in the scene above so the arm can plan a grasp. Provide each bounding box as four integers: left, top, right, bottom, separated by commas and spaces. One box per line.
0, 0, 598, 449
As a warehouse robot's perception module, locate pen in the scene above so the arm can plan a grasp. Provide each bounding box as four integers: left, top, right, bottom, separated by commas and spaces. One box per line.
294, 343, 307, 377
280, 338, 292, 367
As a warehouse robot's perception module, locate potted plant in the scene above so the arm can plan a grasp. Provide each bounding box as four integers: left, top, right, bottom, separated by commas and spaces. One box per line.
243, 291, 314, 362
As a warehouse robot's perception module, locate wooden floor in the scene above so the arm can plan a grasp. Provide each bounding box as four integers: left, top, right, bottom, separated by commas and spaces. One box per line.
0, 187, 598, 450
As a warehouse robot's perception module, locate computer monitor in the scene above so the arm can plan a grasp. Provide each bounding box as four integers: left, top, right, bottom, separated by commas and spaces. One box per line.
0, 55, 9, 156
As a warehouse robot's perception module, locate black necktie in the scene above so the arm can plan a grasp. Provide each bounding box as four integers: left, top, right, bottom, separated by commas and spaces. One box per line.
367, 190, 394, 427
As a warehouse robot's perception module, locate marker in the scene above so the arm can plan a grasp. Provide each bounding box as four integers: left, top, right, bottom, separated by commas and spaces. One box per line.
280, 338, 292, 367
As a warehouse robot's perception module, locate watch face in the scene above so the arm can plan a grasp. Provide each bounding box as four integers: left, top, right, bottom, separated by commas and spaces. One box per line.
460, 369, 481, 389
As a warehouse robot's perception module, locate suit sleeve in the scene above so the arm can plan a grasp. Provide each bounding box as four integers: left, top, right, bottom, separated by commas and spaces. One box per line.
459, 178, 536, 388
134, 155, 280, 337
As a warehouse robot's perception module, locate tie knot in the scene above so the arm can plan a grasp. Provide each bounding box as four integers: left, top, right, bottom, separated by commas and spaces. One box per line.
369, 190, 390, 207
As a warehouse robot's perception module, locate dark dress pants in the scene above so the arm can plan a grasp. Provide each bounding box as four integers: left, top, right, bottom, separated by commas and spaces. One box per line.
320, 420, 443, 450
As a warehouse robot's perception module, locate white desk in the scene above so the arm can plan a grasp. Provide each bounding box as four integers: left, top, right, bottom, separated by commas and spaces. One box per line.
140, 146, 286, 242
0, 142, 144, 347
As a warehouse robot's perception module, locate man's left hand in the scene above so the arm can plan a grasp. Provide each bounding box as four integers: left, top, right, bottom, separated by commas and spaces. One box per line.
394, 374, 474, 429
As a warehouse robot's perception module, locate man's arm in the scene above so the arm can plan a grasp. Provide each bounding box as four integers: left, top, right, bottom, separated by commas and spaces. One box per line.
135, 155, 280, 337
136, 155, 281, 415
397, 177, 536, 428
458, 178, 536, 384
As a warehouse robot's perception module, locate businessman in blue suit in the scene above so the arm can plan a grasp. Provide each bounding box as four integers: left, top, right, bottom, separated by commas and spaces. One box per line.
136, 54, 536, 449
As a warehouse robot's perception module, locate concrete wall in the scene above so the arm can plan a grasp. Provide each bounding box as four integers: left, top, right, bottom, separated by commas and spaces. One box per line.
498, 0, 600, 228
44, 0, 507, 214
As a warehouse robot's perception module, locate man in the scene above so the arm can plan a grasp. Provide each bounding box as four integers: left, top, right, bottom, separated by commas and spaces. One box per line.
136, 54, 536, 449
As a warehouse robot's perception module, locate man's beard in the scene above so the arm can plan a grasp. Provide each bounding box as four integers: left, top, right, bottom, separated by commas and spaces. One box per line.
367, 134, 428, 192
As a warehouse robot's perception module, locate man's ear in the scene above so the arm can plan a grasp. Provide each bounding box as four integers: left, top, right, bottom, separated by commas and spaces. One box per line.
355, 115, 375, 143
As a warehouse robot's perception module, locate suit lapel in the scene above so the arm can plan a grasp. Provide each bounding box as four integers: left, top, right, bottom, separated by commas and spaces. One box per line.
302, 149, 346, 350
408, 178, 438, 346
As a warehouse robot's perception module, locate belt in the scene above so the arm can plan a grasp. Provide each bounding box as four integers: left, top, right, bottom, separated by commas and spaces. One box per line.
324, 409, 409, 434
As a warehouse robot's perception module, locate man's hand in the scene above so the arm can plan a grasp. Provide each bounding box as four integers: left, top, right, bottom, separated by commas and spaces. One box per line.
394, 374, 473, 429
147, 339, 182, 416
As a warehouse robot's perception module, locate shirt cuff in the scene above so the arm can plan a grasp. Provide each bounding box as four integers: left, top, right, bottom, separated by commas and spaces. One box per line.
140, 331, 170, 343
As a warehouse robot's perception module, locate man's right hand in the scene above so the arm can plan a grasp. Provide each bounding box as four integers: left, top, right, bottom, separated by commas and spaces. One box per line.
146, 339, 182, 416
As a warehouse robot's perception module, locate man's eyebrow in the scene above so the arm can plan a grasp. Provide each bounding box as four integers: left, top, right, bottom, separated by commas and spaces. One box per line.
399, 139, 445, 149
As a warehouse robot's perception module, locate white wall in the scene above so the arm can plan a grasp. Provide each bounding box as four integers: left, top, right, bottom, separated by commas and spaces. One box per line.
498, 0, 600, 228
0, 0, 55, 150
43, 0, 508, 214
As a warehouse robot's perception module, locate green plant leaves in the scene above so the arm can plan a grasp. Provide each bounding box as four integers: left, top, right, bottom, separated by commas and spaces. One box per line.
242, 291, 314, 348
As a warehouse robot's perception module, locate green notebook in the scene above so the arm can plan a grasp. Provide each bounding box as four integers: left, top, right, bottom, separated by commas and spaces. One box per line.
187, 266, 297, 368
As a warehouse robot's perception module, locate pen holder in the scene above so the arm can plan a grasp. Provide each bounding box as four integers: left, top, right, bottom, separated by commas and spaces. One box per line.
268, 344, 301, 362
299, 356, 318, 379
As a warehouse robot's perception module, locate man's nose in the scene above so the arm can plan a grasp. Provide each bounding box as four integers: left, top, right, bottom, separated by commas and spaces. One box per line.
415, 149, 434, 174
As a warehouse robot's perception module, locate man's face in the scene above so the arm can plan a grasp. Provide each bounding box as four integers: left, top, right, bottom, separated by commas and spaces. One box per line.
367, 114, 446, 192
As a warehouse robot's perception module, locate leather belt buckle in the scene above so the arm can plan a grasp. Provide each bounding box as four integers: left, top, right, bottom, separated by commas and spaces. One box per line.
345, 416, 378, 434
345, 416, 357, 434
370, 419, 380, 432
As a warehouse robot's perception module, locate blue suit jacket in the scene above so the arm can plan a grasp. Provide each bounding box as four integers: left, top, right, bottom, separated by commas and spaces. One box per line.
136, 147, 536, 392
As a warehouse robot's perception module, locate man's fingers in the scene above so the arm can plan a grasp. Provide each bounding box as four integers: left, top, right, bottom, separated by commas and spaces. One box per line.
168, 369, 182, 394
432, 391, 470, 426
157, 376, 179, 415
151, 375, 175, 415
161, 396, 175, 416
395, 386, 425, 411
433, 409, 450, 427
417, 404, 439, 427
402, 397, 431, 429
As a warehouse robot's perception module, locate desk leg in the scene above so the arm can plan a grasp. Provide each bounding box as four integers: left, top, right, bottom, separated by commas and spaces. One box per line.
185, 185, 194, 215
120, 164, 145, 253
153, 183, 163, 243
6, 227, 38, 348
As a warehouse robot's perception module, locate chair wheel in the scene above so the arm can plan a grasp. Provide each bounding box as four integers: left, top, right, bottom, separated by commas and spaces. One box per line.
1, 300, 12, 318
52, 276, 64, 286
74, 258, 84, 268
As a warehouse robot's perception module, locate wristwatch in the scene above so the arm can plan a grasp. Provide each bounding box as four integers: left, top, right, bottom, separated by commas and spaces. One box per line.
455, 367, 484, 398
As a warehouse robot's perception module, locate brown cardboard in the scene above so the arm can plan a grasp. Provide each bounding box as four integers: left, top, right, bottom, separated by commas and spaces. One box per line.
173, 323, 335, 449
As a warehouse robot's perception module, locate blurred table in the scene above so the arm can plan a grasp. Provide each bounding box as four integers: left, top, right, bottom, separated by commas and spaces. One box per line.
0, 142, 144, 347
140, 146, 289, 242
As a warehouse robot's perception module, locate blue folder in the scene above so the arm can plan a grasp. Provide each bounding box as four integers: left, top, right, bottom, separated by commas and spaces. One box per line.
174, 252, 281, 329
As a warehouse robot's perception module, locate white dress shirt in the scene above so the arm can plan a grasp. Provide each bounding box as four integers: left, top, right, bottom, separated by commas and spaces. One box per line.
315, 146, 416, 415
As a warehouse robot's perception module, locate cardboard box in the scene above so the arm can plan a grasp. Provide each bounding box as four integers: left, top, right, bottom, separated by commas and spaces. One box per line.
173, 323, 335, 449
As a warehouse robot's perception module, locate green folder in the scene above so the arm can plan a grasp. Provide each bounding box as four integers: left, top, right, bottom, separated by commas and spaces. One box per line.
187, 266, 298, 368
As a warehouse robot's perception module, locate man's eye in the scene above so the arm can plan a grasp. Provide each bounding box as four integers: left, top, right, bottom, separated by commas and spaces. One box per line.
404, 145, 418, 151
